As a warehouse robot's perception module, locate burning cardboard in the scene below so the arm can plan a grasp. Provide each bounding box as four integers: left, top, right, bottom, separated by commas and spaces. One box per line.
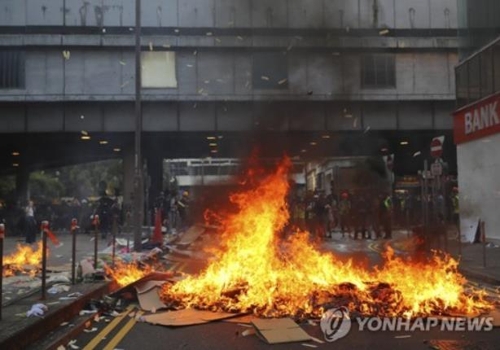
159, 158, 493, 319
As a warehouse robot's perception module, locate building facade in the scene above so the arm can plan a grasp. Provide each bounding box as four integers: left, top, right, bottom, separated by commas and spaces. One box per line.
454, 0, 500, 240
0, 0, 459, 201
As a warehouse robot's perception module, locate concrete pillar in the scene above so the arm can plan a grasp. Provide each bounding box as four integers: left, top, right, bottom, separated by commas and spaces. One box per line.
146, 155, 163, 204
15, 163, 29, 206
122, 146, 135, 209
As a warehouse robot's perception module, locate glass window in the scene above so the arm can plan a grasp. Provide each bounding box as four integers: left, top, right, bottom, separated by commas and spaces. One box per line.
361, 55, 396, 89
0, 50, 25, 89
468, 55, 481, 101
141, 51, 177, 88
494, 42, 500, 94
456, 62, 469, 107
480, 48, 494, 98
252, 53, 288, 90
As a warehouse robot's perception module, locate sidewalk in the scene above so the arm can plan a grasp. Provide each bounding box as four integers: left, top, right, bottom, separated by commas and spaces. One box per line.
3, 230, 133, 267
451, 238, 500, 286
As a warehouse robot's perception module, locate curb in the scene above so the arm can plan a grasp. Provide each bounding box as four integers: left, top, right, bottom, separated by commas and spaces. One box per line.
459, 267, 500, 286
0, 282, 111, 350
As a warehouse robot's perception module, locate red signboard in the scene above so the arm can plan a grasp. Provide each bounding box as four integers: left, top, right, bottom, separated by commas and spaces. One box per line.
454, 92, 500, 144
430, 137, 443, 158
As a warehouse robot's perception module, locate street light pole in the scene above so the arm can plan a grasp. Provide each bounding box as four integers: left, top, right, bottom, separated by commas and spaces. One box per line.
134, 0, 143, 252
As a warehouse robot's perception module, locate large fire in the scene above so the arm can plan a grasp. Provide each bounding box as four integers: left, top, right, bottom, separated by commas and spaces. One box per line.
159, 159, 491, 318
3, 242, 44, 277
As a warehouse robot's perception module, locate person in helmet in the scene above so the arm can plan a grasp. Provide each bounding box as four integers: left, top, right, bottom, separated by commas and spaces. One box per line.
177, 190, 190, 229
338, 192, 351, 238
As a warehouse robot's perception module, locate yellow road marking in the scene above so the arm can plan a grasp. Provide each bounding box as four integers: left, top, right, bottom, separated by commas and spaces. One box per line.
83, 305, 135, 350
102, 310, 144, 350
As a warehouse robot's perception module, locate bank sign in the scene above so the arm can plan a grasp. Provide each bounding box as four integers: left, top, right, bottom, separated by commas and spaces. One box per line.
454, 92, 500, 144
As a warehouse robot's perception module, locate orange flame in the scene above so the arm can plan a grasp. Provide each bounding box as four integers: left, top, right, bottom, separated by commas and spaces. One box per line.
160, 158, 491, 318
3, 242, 44, 277
105, 261, 153, 287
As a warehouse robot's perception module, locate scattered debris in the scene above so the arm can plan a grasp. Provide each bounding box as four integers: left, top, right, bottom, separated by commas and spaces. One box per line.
83, 327, 98, 333
241, 329, 256, 337
261, 76, 269, 81
68, 339, 79, 349
27, 303, 48, 317
48, 284, 71, 294
301, 344, 317, 348
309, 336, 324, 344
62, 51, 71, 60
395, 335, 412, 339
379, 29, 390, 35
79, 310, 97, 316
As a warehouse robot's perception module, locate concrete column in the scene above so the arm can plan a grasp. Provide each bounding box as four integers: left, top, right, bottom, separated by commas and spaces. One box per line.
122, 146, 135, 209
146, 155, 163, 204
15, 163, 29, 206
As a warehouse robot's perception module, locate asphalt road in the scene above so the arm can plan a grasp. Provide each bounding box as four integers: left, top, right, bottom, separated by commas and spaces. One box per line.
64, 233, 500, 350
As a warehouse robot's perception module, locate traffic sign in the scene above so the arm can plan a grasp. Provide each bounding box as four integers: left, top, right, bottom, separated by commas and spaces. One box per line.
430, 136, 444, 158
431, 162, 443, 176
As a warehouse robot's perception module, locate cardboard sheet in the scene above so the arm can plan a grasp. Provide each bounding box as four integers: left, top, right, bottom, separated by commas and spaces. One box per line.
460, 217, 480, 243
142, 309, 240, 327
135, 280, 169, 312
251, 318, 311, 344
222, 314, 256, 324
136, 287, 166, 312
135, 280, 167, 294
177, 226, 205, 246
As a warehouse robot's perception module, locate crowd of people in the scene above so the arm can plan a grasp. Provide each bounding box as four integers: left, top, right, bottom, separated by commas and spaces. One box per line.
0, 194, 125, 243
288, 188, 460, 241
289, 190, 394, 241
0, 185, 459, 245
153, 189, 192, 234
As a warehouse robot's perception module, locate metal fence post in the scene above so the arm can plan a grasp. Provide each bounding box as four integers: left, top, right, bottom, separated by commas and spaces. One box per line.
0, 223, 5, 320
41, 221, 49, 300
71, 218, 78, 285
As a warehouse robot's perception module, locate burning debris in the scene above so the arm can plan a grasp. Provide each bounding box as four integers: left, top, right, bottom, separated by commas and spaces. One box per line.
105, 261, 154, 288
153, 158, 492, 319
3, 242, 44, 277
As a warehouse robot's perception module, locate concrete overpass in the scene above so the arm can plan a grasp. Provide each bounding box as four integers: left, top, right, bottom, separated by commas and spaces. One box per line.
0, 0, 459, 203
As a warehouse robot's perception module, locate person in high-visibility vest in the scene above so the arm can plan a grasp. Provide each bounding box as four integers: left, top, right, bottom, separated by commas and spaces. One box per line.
451, 187, 460, 236
380, 193, 393, 239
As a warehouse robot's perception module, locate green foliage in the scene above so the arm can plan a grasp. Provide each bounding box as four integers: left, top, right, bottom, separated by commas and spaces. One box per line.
0, 175, 15, 198
29, 171, 65, 199
56, 159, 123, 198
